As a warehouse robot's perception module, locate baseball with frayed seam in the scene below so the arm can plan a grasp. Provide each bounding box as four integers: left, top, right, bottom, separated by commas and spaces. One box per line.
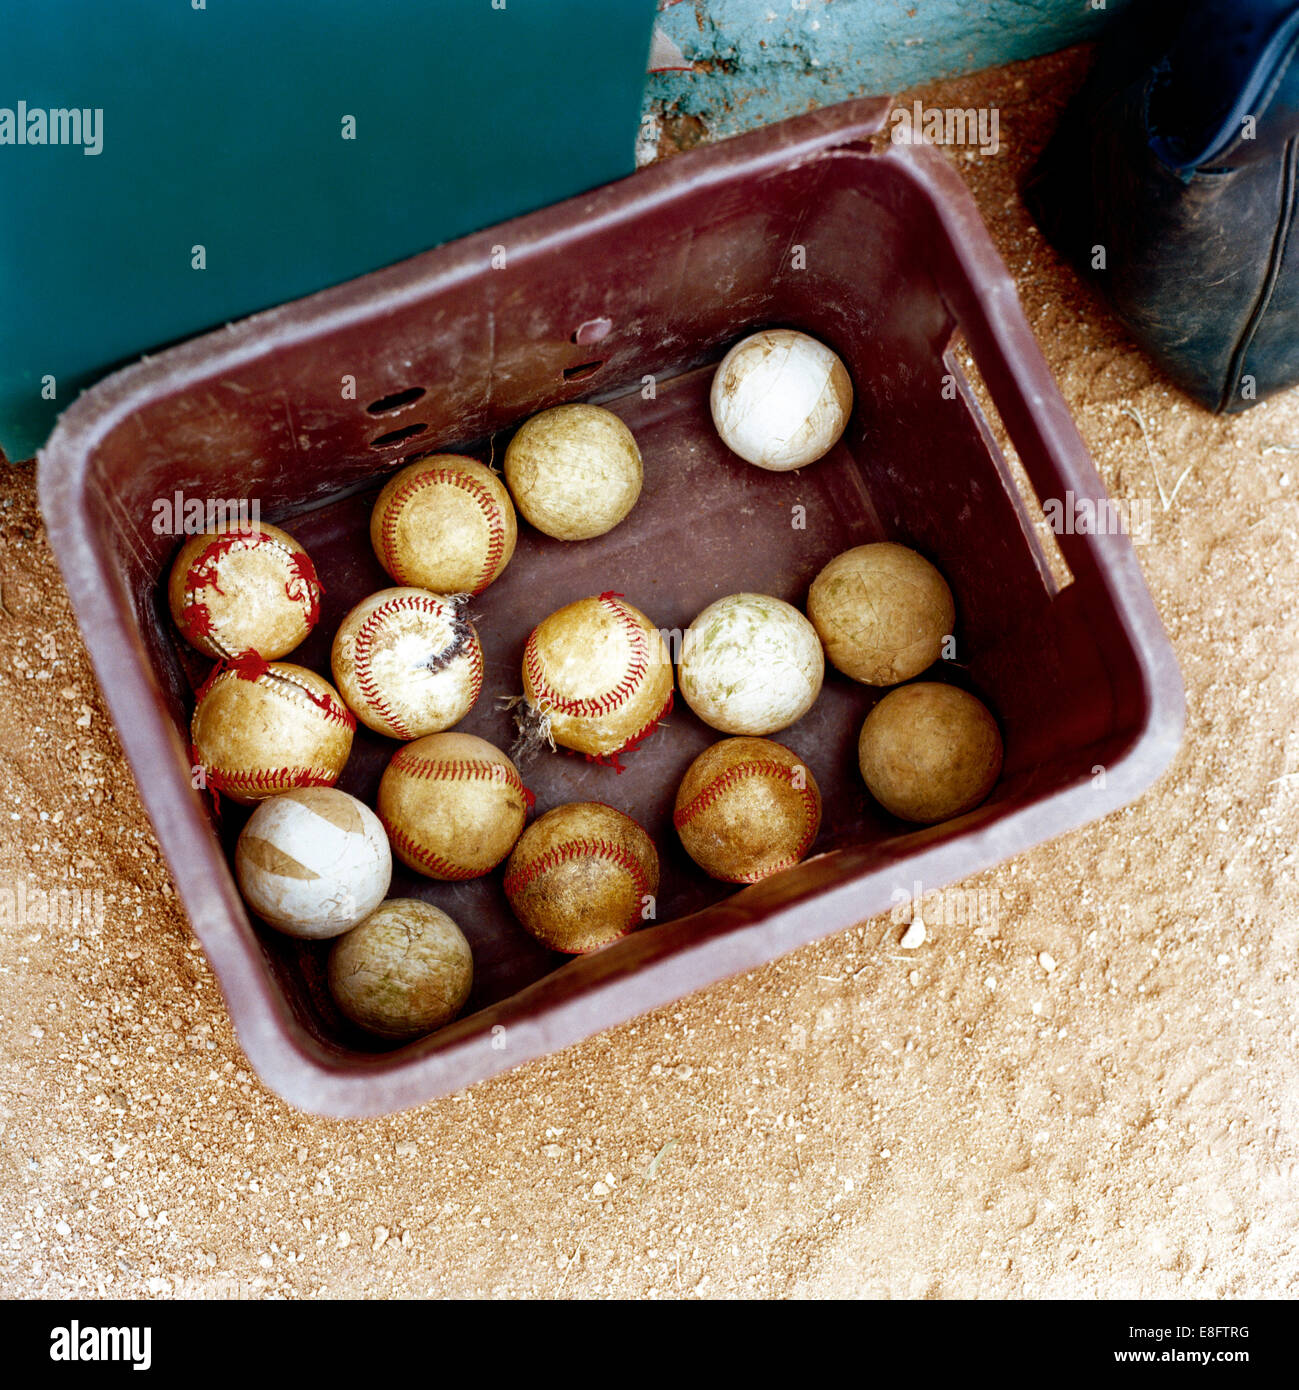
679, 592, 824, 735
377, 732, 530, 880
504, 802, 659, 954
190, 661, 354, 806
331, 588, 482, 740
328, 899, 473, 1041
674, 737, 821, 883
521, 592, 673, 760
504, 404, 642, 540
235, 788, 391, 939
370, 454, 517, 595
168, 520, 321, 661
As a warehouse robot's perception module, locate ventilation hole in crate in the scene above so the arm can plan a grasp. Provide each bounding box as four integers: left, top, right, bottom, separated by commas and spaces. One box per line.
943, 333, 1075, 594
365, 387, 427, 415
369, 423, 429, 449
563, 359, 604, 382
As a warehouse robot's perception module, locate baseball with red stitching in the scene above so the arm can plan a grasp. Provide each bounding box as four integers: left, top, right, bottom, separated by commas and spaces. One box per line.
331, 587, 483, 740
521, 592, 674, 760
503, 802, 659, 954
377, 731, 530, 880
678, 592, 824, 735
235, 788, 391, 939
504, 403, 642, 541
190, 661, 355, 806
370, 454, 517, 594
673, 737, 821, 883
167, 520, 322, 661
328, 899, 473, 1040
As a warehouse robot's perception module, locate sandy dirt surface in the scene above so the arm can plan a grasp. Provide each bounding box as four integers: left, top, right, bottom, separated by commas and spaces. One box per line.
1, 49, 1296, 1299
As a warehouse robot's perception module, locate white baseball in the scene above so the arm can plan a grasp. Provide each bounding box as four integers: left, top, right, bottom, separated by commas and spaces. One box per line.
710, 329, 853, 471
235, 788, 392, 939
331, 588, 483, 740
679, 592, 825, 735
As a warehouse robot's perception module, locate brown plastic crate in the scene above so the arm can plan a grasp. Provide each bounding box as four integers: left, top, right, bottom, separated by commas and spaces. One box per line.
38, 98, 1183, 1116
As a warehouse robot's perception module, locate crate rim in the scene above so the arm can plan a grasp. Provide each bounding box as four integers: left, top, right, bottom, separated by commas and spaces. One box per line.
37, 95, 1185, 1117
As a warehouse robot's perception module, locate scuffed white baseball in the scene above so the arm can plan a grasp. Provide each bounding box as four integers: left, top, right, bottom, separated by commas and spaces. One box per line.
679, 592, 825, 735
710, 329, 853, 471
235, 788, 392, 939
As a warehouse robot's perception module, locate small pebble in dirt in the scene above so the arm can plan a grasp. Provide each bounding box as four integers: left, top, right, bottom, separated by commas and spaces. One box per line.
900, 918, 927, 949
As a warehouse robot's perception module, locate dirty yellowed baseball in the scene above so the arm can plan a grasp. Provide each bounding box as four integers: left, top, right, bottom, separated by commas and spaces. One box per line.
328, 899, 474, 1040
521, 592, 673, 759
370, 454, 517, 594
168, 519, 322, 661
808, 542, 955, 686
858, 682, 1002, 823
190, 662, 354, 805
674, 737, 822, 883
504, 404, 642, 540
377, 731, 530, 880
504, 802, 659, 954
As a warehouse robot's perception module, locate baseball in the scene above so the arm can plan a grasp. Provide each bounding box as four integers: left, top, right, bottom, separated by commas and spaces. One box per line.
370, 454, 517, 594
377, 731, 530, 879
235, 788, 391, 939
674, 737, 822, 883
503, 802, 659, 954
521, 592, 674, 761
709, 329, 853, 471
191, 662, 354, 805
328, 899, 473, 1041
331, 588, 482, 740
679, 592, 824, 735
808, 542, 955, 686
168, 520, 322, 661
858, 682, 1003, 824
504, 403, 642, 540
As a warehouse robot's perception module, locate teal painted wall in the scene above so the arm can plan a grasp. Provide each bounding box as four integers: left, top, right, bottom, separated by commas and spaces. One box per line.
646, 0, 1131, 137
0, 1, 656, 463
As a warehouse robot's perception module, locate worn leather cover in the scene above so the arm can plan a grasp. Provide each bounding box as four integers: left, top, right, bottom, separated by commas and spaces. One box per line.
1026, 0, 1299, 413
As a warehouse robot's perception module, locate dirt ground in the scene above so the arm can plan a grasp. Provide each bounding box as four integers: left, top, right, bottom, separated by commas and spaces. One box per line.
1, 49, 1296, 1300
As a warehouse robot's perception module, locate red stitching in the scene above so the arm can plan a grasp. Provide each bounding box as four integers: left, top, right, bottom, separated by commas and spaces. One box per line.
388, 749, 534, 806
196, 665, 355, 731
382, 820, 483, 880
585, 688, 673, 773
503, 836, 650, 936
351, 592, 465, 740
673, 757, 819, 883
268, 668, 355, 730
182, 529, 319, 652
378, 463, 507, 593
207, 765, 339, 795
467, 634, 484, 708
285, 551, 323, 627
525, 592, 650, 720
